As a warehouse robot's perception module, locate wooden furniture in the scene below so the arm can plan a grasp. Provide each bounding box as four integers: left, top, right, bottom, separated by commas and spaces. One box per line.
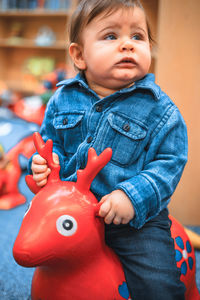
0, 4, 77, 94
141, 0, 159, 73
155, 0, 200, 225
143, 0, 200, 226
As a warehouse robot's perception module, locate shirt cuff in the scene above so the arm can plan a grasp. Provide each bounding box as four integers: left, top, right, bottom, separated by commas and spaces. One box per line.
52, 147, 66, 179
27, 154, 33, 174
116, 174, 160, 229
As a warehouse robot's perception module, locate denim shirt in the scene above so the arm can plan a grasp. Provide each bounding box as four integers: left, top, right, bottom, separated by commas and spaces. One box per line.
31, 73, 188, 229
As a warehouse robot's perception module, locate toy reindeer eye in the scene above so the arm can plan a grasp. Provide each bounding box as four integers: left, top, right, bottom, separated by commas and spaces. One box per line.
56, 215, 77, 236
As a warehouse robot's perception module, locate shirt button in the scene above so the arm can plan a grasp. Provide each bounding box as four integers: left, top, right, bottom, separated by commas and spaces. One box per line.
96, 105, 102, 112
123, 124, 130, 132
63, 118, 68, 125
87, 136, 93, 143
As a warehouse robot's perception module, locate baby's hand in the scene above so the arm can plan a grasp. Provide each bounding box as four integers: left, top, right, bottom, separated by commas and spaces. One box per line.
31, 153, 59, 187
99, 190, 135, 225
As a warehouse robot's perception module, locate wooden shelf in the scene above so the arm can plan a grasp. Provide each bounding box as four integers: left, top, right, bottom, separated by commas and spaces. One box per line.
5, 79, 40, 94
0, 38, 67, 50
0, 4, 78, 94
0, 10, 73, 17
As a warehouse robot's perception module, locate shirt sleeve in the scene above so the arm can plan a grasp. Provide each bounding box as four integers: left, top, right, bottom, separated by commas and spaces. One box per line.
116, 106, 188, 229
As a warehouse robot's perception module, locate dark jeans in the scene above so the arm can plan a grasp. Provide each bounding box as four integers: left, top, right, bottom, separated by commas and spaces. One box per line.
105, 209, 185, 300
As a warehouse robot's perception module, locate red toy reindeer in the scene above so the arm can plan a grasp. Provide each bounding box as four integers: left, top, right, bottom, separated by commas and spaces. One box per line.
13, 132, 200, 300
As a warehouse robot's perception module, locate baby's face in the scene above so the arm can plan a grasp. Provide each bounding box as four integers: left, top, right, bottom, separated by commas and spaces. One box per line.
80, 7, 151, 97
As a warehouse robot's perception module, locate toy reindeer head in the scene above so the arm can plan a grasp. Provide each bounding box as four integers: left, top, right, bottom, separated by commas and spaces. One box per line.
13, 132, 112, 267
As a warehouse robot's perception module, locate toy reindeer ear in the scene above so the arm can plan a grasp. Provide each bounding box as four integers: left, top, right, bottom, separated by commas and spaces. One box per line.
76, 148, 112, 193
25, 132, 61, 194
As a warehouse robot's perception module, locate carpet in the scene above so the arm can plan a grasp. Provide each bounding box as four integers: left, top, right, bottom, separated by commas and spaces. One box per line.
0, 173, 200, 299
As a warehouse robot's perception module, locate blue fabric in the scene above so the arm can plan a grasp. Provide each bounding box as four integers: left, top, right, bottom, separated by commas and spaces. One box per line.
105, 209, 185, 299
29, 72, 188, 229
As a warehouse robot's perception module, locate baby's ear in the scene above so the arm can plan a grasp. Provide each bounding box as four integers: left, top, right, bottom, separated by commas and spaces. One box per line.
69, 43, 86, 70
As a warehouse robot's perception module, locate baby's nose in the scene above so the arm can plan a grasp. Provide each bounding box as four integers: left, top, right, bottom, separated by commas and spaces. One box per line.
120, 39, 134, 51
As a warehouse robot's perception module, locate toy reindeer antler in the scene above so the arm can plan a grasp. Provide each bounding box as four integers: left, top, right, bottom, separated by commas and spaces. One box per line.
76, 147, 112, 193
25, 132, 60, 194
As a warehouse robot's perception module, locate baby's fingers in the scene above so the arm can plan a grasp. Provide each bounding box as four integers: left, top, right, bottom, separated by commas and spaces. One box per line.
113, 216, 122, 225
33, 168, 51, 186
32, 155, 48, 173
32, 163, 48, 174
32, 154, 47, 165
99, 200, 111, 218
104, 210, 116, 224
35, 178, 48, 187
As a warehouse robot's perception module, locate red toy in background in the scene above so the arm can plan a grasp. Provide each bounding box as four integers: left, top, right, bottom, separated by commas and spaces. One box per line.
0, 105, 40, 210
0, 135, 35, 210
13, 133, 200, 300
13, 96, 46, 126
12, 65, 68, 126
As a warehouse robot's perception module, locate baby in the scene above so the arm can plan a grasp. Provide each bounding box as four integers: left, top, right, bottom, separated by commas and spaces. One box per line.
30, 0, 187, 299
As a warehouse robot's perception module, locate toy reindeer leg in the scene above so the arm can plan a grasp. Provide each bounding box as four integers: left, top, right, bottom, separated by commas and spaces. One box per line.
25, 132, 60, 194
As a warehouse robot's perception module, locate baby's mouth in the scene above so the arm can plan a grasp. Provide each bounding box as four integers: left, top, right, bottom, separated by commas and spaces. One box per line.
116, 58, 136, 66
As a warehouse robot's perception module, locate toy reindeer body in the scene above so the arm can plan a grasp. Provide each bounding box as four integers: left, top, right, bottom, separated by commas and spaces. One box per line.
13, 133, 200, 300
29, 182, 126, 300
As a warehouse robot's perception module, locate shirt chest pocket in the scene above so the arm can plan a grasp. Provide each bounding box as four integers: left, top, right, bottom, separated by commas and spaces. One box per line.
53, 111, 84, 155
99, 112, 147, 166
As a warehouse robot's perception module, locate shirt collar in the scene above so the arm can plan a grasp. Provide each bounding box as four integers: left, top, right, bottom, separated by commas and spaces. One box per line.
119, 74, 161, 100
56, 73, 88, 88
56, 73, 161, 101
56, 73, 99, 99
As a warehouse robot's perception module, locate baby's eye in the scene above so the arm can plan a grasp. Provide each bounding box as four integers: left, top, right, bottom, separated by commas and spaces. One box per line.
132, 34, 142, 40
105, 34, 117, 40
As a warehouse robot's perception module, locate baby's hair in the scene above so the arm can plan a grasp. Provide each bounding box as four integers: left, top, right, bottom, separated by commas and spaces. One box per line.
69, 0, 153, 45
